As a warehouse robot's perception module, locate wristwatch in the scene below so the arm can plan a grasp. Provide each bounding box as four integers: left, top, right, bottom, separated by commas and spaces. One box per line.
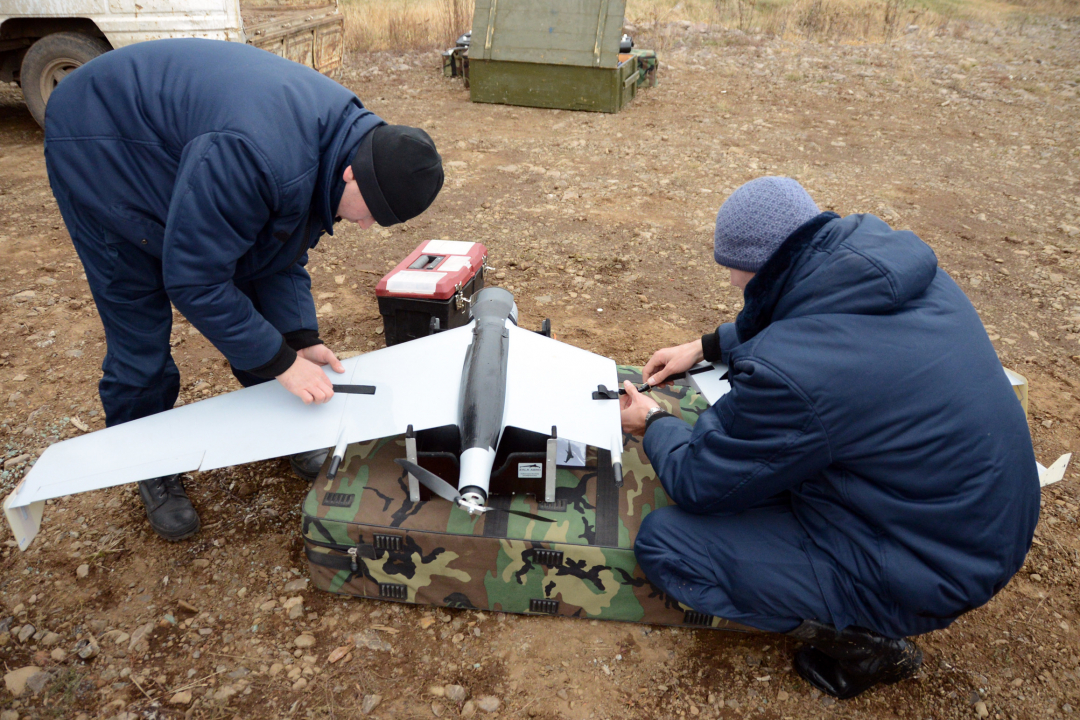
644, 406, 667, 427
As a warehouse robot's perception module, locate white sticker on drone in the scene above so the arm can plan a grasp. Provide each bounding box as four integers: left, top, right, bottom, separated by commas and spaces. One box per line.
518, 463, 543, 479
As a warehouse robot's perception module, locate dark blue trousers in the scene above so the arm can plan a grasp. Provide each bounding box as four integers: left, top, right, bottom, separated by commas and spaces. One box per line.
55, 194, 266, 427
635, 495, 830, 634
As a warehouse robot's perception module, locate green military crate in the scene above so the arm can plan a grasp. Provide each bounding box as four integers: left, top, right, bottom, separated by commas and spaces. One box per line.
301, 367, 753, 631
466, 0, 649, 113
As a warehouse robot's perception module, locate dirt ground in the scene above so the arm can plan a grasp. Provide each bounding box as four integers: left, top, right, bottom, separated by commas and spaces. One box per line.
1, 17, 1080, 720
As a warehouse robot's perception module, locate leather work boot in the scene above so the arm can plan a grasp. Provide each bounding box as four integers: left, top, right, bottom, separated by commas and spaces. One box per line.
788, 620, 922, 699
137, 474, 200, 541
290, 447, 330, 481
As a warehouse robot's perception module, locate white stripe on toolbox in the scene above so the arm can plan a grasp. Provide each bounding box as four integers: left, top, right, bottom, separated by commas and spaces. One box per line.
424, 239, 476, 254
438, 256, 473, 272
386, 270, 445, 295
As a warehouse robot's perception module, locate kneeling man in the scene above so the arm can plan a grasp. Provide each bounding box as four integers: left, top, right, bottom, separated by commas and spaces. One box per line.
620, 177, 1039, 698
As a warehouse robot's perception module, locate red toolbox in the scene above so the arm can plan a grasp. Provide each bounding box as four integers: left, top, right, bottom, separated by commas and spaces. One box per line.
375, 240, 487, 346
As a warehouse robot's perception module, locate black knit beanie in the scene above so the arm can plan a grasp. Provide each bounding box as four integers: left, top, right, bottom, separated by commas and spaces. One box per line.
352, 125, 443, 227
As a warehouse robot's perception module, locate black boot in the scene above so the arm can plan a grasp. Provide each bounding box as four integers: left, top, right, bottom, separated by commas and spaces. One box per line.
138, 474, 200, 541
788, 620, 922, 699
290, 448, 330, 481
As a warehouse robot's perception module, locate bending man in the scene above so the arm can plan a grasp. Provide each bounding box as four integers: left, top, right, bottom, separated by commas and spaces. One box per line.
45, 39, 444, 541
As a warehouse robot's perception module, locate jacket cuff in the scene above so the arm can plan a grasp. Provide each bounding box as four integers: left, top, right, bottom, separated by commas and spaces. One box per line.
644, 410, 675, 435
284, 329, 322, 351
701, 331, 722, 363
245, 337, 297, 379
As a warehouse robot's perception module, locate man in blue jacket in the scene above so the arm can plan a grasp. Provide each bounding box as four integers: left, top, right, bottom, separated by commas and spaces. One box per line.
44, 39, 443, 541
620, 177, 1039, 698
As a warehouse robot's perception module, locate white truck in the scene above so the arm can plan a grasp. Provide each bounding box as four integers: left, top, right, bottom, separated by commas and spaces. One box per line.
0, 1, 344, 126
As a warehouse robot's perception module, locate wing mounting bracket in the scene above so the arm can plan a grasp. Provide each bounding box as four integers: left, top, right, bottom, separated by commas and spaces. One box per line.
405, 424, 420, 502
592, 385, 620, 400
545, 425, 557, 503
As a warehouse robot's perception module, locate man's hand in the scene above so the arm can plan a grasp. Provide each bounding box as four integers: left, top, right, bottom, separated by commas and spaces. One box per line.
621, 380, 660, 436
276, 345, 345, 404
297, 344, 345, 373
642, 339, 705, 387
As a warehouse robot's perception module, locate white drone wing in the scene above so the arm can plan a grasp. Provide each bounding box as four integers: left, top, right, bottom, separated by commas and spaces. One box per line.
502, 324, 622, 458
3, 325, 475, 549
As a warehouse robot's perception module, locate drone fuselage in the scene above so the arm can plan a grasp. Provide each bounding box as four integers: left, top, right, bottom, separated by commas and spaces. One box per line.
455, 287, 516, 507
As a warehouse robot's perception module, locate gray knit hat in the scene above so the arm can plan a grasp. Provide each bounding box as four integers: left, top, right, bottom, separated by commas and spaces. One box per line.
713, 177, 820, 272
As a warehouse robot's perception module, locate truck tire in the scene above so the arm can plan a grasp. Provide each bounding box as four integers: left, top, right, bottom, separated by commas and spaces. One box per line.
20, 32, 111, 128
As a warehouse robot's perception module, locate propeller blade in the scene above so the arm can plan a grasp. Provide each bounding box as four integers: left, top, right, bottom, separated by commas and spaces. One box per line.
394, 458, 461, 504
394, 459, 555, 522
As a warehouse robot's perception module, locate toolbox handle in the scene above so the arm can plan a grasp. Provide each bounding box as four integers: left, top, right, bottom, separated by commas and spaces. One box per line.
624, 70, 641, 88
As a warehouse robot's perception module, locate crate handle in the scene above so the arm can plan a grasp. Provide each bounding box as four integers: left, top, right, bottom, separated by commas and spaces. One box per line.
624, 70, 640, 88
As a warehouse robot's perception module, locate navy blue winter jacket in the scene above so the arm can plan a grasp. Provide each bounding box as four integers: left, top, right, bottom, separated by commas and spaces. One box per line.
644, 212, 1040, 636
43, 39, 384, 374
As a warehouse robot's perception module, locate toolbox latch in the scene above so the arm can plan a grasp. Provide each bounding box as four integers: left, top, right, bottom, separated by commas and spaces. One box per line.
379, 583, 408, 600
529, 598, 559, 615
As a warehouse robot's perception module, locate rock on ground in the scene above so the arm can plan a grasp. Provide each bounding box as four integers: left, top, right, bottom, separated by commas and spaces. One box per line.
360, 694, 382, 715
3, 666, 42, 697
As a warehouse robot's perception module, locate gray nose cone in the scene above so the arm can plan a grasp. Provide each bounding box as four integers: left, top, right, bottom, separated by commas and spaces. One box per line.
470, 287, 515, 321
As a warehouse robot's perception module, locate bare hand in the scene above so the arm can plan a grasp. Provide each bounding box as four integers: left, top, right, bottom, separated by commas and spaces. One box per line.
277, 348, 344, 404
620, 380, 660, 436
642, 339, 705, 387
297, 344, 346, 374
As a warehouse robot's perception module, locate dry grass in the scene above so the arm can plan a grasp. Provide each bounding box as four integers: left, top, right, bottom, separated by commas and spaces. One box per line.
338, 0, 1078, 52
340, 0, 473, 52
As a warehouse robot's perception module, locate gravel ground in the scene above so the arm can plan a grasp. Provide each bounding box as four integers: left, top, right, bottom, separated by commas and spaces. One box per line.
0, 17, 1079, 720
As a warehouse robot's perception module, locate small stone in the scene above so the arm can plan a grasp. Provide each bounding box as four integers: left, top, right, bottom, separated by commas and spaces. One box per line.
259, 600, 278, 612
192, 558, 211, 569
75, 639, 98, 659
327, 646, 351, 664
170, 690, 193, 705
419, 616, 436, 630
3, 454, 29, 469
428, 684, 446, 697
360, 694, 382, 715
461, 700, 477, 718
1031, 573, 1043, 582
213, 684, 238, 702
177, 600, 199, 613
40, 632, 61, 647
284, 596, 304, 620
25, 670, 50, 695
476, 695, 501, 713
4, 666, 41, 696
50, 648, 66, 662
113, 632, 130, 645
17, 624, 35, 643
76, 563, 90, 578
445, 684, 467, 703
284, 579, 308, 593
0, 710, 17, 720
777, 689, 789, 701
128, 622, 154, 650
431, 701, 445, 717
269, 663, 284, 676
294, 633, 316, 648
975, 701, 989, 718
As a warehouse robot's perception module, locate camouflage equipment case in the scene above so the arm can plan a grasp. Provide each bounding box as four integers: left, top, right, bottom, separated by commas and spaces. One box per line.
301, 367, 753, 631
